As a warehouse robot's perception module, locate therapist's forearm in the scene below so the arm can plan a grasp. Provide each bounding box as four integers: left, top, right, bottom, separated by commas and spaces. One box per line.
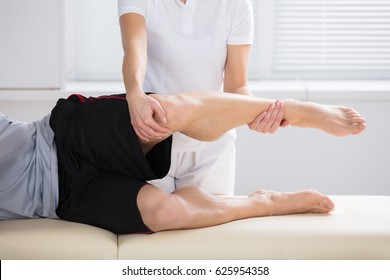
120, 13, 148, 99
122, 55, 146, 98
122, 46, 147, 97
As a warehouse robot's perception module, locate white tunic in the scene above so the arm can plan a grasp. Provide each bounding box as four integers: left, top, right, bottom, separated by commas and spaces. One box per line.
118, 0, 253, 93
118, 0, 254, 194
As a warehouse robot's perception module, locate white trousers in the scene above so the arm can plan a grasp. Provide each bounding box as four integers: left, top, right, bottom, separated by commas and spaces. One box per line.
148, 129, 236, 195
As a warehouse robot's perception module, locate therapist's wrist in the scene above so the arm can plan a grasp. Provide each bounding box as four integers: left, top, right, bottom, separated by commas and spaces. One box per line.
126, 85, 145, 100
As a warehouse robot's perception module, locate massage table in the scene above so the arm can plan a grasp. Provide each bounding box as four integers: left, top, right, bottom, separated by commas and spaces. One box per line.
1, 196, 389, 259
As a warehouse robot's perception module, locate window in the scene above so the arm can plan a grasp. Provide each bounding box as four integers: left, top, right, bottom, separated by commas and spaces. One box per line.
69, 0, 390, 81
254, 0, 390, 79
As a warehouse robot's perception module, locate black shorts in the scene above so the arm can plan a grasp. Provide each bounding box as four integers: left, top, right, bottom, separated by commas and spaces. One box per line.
50, 94, 172, 234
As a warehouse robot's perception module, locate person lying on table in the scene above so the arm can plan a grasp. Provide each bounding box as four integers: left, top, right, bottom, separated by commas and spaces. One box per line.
0, 90, 366, 234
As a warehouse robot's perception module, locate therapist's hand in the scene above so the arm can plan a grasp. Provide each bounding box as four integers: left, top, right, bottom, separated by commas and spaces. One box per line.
127, 90, 171, 142
248, 100, 289, 133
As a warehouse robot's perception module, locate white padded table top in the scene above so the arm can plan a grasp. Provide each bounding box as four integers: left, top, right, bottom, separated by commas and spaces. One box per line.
0, 218, 118, 260
1, 196, 389, 259
118, 196, 390, 259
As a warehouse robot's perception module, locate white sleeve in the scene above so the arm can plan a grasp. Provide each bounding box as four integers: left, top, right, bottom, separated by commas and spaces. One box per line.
227, 0, 254, 45
118, 0, 148, 18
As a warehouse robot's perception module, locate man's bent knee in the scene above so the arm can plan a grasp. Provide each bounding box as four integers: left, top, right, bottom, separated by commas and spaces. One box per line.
137, 184, 190, 232
150, 93, 200, 133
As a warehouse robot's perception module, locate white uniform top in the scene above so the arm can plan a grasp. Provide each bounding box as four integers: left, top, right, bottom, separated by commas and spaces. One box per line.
118, 0, 254, 194
118, 0, 253, 94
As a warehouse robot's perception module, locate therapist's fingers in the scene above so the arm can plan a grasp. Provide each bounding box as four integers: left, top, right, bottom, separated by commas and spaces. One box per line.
248, 111, 268, 131
136, 118, 171, 141
132, 97, 171, 141
249, 101, 286, 134
248, 102, 275, 132
261, 100, 283, 133
268, 101, 285, 133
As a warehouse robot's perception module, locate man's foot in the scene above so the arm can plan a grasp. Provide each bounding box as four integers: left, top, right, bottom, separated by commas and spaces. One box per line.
248, 189, 335, 216
284, 100, 366, 137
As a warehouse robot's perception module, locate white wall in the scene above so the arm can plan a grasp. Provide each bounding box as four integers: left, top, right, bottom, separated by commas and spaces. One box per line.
235, 99, 390, 196
0, 0, 63, 89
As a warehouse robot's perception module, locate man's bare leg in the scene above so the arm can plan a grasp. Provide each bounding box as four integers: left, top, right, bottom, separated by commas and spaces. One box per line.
137, 91, 360, 232
149, 91, 366, 143
137, 184, 335, 232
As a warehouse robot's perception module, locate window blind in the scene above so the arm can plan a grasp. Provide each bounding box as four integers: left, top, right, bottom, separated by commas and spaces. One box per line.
270, 0, 390, 79
71, 0, 390, 81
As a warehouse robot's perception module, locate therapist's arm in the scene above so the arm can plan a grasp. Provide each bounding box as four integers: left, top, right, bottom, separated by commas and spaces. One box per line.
120, 13, 170, 141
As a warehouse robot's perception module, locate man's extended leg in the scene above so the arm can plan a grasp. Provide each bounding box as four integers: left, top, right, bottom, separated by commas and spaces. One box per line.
137, 184, 334, 232
136, 91, 364, 232
149, 91, 366, 143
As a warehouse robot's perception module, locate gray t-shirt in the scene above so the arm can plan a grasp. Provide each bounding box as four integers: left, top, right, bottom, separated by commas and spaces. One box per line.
0, 113, 58, 219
